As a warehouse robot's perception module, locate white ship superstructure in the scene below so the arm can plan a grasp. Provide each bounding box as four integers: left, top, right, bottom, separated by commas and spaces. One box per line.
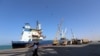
20, 23, 31, 41
20, 21, 44, 42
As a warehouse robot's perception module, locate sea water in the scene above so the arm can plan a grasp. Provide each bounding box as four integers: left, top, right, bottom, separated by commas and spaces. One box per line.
0, 40, 53, 50
0, 45, 12, 50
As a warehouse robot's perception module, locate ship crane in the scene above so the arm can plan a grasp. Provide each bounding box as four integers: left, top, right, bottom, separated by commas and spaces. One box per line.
58, 19, 67, 46
70, 29, 83, 45
52, 24, 60, 46
52, 18, 63, 46
53, 18, 67, 46
60, 28, 67, 46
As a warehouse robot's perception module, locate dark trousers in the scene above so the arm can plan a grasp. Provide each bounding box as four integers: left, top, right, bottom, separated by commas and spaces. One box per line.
32, 49, 38, 56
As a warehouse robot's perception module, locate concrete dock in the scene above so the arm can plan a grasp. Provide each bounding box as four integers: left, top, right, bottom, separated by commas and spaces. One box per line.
0, 41, 100, 56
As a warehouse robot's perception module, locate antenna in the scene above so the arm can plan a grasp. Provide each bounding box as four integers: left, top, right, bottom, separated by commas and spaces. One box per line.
36, 20, 39, 29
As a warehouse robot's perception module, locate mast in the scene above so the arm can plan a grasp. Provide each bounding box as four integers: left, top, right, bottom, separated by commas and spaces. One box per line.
36, 20, 41, 30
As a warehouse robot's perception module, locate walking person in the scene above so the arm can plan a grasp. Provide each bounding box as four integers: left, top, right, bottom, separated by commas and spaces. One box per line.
28, 41, 39, 56
32, 42, 39, 56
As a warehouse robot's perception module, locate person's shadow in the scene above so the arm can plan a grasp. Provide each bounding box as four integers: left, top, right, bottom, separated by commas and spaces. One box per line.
25, 48, 33, 56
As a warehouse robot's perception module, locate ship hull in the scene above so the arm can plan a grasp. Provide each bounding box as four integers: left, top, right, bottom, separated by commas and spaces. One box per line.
12, 41, 29, 49
12, 40, 53, 49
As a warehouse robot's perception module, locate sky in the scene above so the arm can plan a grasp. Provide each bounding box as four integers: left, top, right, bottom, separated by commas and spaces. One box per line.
0, 0, 100, 45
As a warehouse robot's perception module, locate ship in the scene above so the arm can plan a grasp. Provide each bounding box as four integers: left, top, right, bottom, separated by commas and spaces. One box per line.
12, 21, 45, 49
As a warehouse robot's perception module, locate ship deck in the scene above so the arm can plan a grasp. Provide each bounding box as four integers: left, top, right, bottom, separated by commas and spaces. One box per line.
0, 41, 100, 56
